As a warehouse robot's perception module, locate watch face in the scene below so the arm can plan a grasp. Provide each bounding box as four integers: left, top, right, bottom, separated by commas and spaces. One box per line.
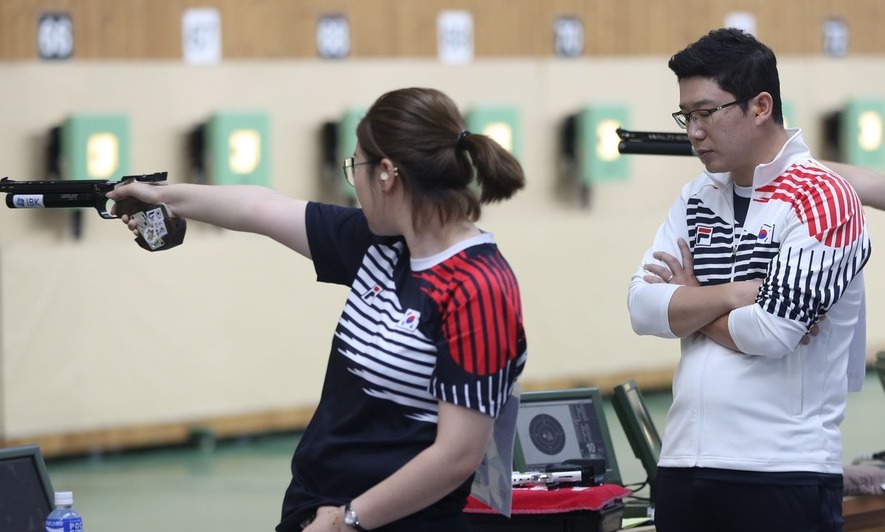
344, 509, 357, 525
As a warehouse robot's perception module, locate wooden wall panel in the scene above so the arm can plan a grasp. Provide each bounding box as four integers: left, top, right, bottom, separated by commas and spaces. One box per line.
1, 0, 81, 59
469, 0, 549, 57
235, 0, 289, 57
79, 0, 143, 58
224, 0, 314, 58
664, 0, 722, 57
843, 0, 885, 54
618, 0, 653, 56
287, 0, 356, 59
391, 0, 468, 58
355, 0, 401, 57
2, 0, 885, 60
0, 1, 26, 58
138, 1, 181, 59
572, 0, 608, 55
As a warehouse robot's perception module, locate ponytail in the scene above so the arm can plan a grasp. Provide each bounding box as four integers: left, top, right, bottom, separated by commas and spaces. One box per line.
456, 132, 525, 204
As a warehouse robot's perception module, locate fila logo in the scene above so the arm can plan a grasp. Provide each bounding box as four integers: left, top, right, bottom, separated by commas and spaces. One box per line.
396, 309, 421, 331
696, 225, 713, 246
361, 285, 382, 303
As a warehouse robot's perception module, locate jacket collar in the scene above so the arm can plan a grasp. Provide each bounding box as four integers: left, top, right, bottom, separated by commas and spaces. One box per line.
704, 128, 808, 189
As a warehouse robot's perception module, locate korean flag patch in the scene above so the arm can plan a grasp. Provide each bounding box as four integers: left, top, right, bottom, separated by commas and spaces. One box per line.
396, 309, 421, 332
757, 223, 774, 244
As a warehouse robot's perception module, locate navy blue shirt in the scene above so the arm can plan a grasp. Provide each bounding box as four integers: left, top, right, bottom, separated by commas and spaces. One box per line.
277, 203, 526, 531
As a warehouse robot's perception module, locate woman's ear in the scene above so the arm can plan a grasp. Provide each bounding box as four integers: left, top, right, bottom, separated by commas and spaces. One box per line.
378, 159, 398, 190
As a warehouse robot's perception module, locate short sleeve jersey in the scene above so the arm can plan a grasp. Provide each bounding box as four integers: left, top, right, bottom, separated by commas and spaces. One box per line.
278, 202, 527, 530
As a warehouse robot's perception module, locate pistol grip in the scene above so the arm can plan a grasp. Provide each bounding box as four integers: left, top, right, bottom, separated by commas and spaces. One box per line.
115, 197, 187, 252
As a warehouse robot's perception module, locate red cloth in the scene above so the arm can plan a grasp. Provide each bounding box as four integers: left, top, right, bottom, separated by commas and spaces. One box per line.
465, 484, 631, 515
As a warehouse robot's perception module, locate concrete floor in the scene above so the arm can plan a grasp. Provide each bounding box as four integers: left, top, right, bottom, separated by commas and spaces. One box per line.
44, 371, 884, 531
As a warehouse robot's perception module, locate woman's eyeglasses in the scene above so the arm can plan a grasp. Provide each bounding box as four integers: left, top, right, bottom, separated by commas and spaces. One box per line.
342, 157, 377, 187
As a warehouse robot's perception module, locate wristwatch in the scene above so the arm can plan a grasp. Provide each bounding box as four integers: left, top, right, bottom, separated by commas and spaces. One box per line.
343, 501, 367, 531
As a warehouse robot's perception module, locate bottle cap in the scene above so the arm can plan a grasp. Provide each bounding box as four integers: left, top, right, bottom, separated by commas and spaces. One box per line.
54, 491, 74, 506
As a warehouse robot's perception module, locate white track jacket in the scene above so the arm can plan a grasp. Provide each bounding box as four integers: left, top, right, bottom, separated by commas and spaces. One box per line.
628, 130, 871, 474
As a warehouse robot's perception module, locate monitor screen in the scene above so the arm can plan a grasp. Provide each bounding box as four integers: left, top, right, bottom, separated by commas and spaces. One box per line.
0, 445, 55, 532
513, 387, 621, 485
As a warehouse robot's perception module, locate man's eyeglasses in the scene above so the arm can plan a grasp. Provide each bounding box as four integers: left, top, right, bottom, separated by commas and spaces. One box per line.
671, 97, 751, 129
342, 157, 377, 187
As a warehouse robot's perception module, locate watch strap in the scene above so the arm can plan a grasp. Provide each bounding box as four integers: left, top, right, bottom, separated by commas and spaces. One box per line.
344, 501, 367, 531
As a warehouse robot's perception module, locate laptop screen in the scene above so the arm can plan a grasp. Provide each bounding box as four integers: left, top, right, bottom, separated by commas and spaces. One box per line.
512, 387, 622, 485
0, 445, 55, 532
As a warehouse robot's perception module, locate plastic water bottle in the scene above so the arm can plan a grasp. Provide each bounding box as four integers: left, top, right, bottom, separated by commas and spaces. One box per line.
45, 491, 84, 532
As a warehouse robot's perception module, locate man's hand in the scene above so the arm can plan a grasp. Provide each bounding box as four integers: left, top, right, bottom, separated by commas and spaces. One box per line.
643, 238, 698, 286
799, 315, 825, 345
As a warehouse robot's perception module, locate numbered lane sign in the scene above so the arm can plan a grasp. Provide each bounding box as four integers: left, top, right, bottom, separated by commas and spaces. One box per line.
437, 10, 473, 64
38, 13, 73, 60
182, 8, 222, 64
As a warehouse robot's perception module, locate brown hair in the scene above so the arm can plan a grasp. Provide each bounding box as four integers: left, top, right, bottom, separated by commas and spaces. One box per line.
356, 87, 525, 229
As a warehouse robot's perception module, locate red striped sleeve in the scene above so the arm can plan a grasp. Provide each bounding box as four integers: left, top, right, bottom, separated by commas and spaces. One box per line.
756, 165, 865, 247
417, 249, 522, 376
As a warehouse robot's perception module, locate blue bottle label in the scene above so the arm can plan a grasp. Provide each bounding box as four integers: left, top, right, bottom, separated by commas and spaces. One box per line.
45, 516, 83, 532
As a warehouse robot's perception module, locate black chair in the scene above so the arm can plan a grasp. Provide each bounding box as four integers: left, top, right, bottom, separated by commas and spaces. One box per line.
876, 351, 885, 394
611, 380, 663, 518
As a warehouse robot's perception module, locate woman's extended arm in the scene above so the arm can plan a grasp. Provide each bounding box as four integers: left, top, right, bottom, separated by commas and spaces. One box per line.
823, 160, 885, 211
106, 181, 311, 257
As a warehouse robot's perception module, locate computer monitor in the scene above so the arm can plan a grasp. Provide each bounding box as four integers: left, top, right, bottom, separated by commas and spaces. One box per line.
513, 387, 622, 485
0, 444, 55, 532
612, 380, 662, 494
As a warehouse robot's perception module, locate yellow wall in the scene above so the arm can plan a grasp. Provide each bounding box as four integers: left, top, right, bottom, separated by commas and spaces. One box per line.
2, 57, 885, 454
